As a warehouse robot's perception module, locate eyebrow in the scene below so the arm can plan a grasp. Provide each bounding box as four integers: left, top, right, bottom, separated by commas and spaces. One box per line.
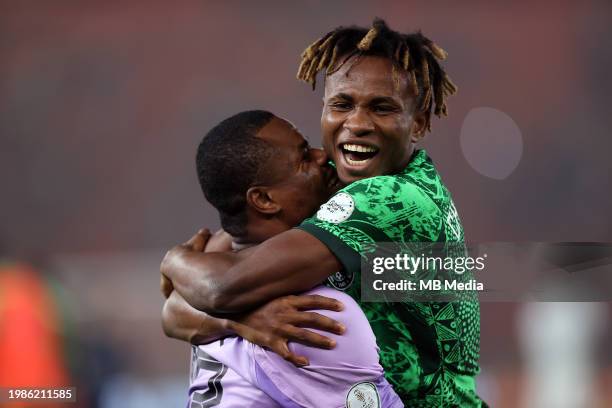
369, 96, 400, 105
329, 93, 401, 105
329, 93, 354, 101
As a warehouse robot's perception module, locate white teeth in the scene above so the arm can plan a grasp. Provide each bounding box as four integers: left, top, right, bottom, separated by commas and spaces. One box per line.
346, 156, 371, 165
342, 143, 378, 153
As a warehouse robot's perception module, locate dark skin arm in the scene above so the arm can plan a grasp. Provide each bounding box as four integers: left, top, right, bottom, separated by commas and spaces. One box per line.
161, 229, 233, 343
161, 228, 341, 314
160, 229, 345, 365
162, 288, 233, 344
162, 287, 345, 365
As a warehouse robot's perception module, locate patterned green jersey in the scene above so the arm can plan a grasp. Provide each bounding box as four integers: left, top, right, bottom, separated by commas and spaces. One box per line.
298, 150, 484, 407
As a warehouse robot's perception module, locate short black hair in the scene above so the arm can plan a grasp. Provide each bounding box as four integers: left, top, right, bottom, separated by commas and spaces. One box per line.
297, 18, 457, 132
196, 110, 276, 236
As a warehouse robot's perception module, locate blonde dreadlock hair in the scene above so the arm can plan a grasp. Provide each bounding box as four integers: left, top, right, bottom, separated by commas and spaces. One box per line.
297, 18, 457, 132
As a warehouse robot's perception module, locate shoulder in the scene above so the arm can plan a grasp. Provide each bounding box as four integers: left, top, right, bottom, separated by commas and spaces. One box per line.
304, 286, 362, 316
342, 173, 413, 196
313, 174, 420, 224
316, 174, 439, 226
294, 286, 380, 367
341, 174, 428, 208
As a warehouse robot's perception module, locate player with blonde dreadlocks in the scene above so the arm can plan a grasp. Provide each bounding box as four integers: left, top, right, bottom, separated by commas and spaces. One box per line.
292, 18, 485, 406
162, 18, 486, 407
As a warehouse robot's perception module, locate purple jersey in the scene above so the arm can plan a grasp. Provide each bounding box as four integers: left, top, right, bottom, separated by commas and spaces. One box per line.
189, 286, 403, 407
189, 344, 280, 407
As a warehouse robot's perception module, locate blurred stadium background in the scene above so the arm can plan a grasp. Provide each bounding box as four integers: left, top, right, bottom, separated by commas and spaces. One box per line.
1, 1, 611, 407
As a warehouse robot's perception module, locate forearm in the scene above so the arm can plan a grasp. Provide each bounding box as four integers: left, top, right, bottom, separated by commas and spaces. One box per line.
161, 246, 240, 313
161, 248, 274, 314
161, 229, 341, 314
161, 290, 235, 344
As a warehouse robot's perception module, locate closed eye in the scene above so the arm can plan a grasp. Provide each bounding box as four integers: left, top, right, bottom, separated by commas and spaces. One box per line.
372, 104, 398, 114
301, 142, 312, 163
329, 101, 352, 111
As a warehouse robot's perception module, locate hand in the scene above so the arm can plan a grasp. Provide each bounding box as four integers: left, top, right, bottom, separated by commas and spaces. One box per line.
183, 228, 211, 252
204, 229, 233, 253
160, 228, 210, 297
229, 294, 346, 366
160, 274, 174, 298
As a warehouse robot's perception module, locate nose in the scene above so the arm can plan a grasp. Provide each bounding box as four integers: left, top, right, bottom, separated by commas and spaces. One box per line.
343, 107, 375, 136
312, 148, 328, 166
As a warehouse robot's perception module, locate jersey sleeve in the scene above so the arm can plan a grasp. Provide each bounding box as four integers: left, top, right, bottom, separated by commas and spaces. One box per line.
297, 174, 442, 276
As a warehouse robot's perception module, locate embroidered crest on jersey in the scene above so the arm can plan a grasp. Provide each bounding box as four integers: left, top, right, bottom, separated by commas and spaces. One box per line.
317, 192, 354, 224
327, 270, 354, 291
346, 381, 380, 408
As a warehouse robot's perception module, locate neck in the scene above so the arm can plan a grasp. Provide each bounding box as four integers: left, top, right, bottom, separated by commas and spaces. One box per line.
230, 217, 289, 247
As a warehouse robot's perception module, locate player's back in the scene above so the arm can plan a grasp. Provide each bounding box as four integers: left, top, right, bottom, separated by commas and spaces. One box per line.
189, 344, 280, 407
195, 285, 403, 407
253, 286, 399, 406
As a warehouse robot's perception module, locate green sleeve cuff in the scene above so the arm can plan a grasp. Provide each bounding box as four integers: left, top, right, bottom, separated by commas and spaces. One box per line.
296, 223, 361, 275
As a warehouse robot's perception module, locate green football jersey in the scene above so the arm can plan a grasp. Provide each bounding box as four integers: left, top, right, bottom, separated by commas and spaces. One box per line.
298, 150, 485, 407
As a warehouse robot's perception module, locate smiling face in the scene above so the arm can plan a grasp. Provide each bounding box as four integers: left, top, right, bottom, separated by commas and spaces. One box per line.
321, 55, 427, 184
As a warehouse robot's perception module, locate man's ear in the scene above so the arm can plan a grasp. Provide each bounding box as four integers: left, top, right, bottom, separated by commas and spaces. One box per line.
246, 186, 281, 215
410, 111, 429, 143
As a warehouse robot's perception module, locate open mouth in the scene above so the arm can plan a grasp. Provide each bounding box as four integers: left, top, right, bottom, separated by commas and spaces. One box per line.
340, 143, 379, 166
